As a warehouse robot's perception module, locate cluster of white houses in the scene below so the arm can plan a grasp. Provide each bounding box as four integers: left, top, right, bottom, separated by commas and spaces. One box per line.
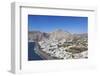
38, 39, 88, 59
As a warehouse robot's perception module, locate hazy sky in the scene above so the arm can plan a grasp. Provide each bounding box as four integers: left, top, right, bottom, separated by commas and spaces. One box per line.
28, 15, 88, 34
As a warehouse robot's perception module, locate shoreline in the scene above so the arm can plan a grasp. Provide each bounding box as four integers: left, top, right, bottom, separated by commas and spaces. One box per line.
34, 42, 59, 60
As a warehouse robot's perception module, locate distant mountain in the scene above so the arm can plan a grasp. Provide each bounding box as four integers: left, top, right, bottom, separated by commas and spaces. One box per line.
28, 31, 49, 42
49, 29, 72, 41
73, 33, 88, 39
28, 29, 87, 42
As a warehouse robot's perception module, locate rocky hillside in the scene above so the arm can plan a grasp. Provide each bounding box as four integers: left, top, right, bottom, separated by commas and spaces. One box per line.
28, 31, 49, 42
28, 29, 88, 59
49, 29, 73, 41
28, 29, 87, 42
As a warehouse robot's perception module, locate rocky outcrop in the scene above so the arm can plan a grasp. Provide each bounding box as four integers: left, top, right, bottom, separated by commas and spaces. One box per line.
28, 31, 49, 42
28, 29, 73, 42
49, 29, 73, 41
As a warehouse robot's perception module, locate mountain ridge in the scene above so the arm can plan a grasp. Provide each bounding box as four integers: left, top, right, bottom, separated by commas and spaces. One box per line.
28, 29, 87, 42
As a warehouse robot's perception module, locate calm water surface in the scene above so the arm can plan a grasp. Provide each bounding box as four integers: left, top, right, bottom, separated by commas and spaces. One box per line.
28, 42, 43, 61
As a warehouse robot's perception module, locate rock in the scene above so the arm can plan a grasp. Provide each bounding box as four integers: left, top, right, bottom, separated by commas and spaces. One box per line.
72, 51, 88, 59
49, 29, 72, 41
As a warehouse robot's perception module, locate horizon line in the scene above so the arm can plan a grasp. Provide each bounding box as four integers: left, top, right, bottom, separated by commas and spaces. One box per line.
28, 29, 88, 34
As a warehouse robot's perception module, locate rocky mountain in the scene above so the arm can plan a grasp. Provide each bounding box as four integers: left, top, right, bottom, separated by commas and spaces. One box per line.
73, 33, 88, 38
49, 29, 72, 41
28, 31, 49, 42
28, 29, 87, 42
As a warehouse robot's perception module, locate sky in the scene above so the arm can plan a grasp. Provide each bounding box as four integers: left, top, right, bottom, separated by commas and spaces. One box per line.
28, 15, 88, 34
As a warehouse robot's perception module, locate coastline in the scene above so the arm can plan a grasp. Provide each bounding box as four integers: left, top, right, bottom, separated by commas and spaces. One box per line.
34, 42, 59, 60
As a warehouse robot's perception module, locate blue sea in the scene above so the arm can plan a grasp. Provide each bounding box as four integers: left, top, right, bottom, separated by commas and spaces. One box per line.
28, 42, 43, 61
